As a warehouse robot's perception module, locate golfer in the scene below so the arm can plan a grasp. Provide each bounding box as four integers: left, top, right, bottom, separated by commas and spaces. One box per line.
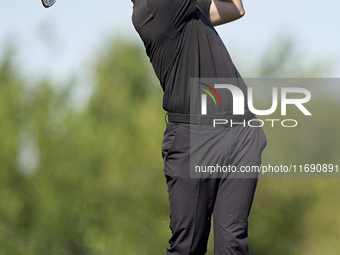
132, 0, 267, 254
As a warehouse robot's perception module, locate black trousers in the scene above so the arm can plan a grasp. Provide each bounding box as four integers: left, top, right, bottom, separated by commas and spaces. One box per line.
161, 121, 267, 255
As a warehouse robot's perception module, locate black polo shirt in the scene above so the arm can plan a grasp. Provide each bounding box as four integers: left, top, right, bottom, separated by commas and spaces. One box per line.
132, 0, 247, 114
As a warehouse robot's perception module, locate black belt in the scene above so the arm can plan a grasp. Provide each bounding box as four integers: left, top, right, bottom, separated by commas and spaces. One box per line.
167, 110, 255, 127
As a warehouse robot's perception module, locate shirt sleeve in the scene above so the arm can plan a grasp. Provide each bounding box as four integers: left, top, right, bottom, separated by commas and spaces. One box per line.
197, 0, 212, 17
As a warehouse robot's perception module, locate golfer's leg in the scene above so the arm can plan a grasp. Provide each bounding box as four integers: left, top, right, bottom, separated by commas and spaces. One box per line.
166, 177, 217, 255
213, 177, 258, 255
162, 123, 217, 255
213, 125, 266, 255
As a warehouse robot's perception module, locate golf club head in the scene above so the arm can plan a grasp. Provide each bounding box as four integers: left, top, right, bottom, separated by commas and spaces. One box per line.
42, 0, 56, 8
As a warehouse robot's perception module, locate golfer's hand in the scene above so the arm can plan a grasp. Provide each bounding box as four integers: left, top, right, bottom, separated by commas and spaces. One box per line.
209, 0, 245, 26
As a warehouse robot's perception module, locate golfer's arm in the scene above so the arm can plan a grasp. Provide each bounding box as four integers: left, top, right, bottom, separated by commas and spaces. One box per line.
208, 0, 245, 26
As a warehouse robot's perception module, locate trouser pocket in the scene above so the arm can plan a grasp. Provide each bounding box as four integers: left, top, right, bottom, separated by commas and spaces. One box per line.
162, 122, 180, 161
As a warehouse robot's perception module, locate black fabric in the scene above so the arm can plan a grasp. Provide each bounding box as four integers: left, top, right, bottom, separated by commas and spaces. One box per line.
132, 0, 248, 114
197, 0, 212, 16
161, 122, 266, 254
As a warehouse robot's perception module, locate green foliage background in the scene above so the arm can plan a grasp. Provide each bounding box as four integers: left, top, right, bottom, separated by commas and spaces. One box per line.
0, 37, 339, 255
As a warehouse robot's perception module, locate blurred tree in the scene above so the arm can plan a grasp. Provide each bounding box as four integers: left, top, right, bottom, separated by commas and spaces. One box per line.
245, 37, 340, 255
0, 36, 339, 255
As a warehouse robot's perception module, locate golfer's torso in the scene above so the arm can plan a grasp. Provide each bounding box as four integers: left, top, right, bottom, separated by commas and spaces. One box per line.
132, 0, 247, 114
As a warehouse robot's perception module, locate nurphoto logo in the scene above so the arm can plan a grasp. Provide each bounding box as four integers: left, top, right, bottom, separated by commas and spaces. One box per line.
198, 83, 312, 128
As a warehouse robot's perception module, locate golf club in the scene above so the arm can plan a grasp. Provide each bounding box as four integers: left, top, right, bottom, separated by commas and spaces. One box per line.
42, 0, 56, 8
